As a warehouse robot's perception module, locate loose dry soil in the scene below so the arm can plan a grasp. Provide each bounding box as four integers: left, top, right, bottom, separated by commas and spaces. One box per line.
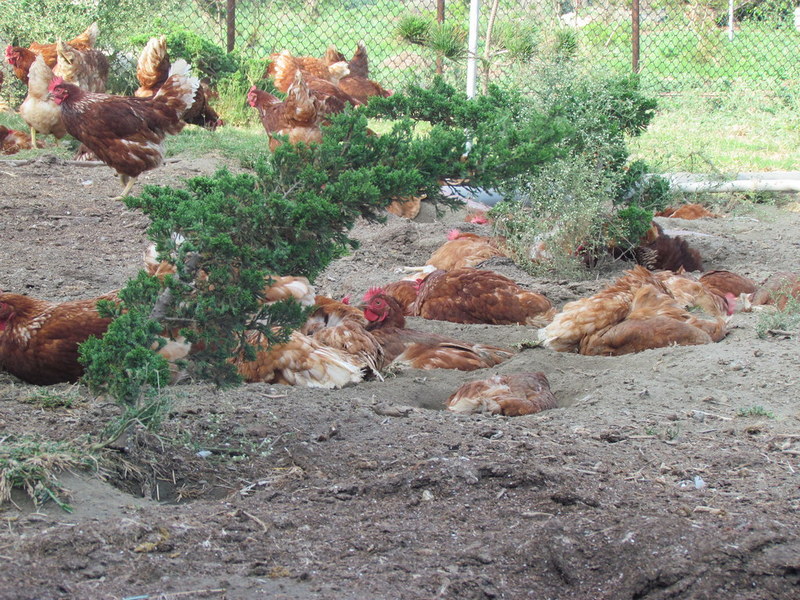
1, 154, 799, 600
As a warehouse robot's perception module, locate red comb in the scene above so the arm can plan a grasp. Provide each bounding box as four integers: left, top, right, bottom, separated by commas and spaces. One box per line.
447, 229, 462, 241
362, 286, 384, 303
341, 294, 351, 305
48, 76, 64, 92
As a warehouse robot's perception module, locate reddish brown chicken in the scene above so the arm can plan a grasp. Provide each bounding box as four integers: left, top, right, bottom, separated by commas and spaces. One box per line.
541, 266, 727, 356
48, 60, 199, 199
410, 268, 556, 326
401, 230, 507, 278
0, 290, 119, 385
362, 291, 514, 371
268, 50, 360, 109
53, 39, 108, 92
447, 372, 558, 416
135, 36, 222, 130
4, 22, 98, 84
656, 204, 720, 219
698, 270, 758, 299
0, 125, 44, 154
322, 42, 392, 104
751, 272, 800, 310
248, 75, 324, 151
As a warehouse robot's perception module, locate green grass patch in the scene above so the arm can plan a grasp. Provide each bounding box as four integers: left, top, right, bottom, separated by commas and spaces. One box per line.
755, 293, 800, 339
165, 124, 272, 167
736, 405, 776, 419
24, 389, 82, 409
0, 435, 100, 512
628, 86, 800, 173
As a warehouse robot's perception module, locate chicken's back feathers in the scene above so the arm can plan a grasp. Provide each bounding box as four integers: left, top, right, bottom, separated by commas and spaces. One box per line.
699, 270, 758, 298
54, 40, 108, 92
447, 372, 557, 416
0, 291, 118, 384
412, 268, 555, 326
267, 50, 333, 92
284, 70, 320, 125
541, 266, 666, 353
337, 76, 392, 105
426, 233, 506, 271
656, 204, 719, 219
635, 222, 704, 272
364, 293, 514, 371
382, 280, 420, 315
135, 35, 170, 97
347, 41, 369, 78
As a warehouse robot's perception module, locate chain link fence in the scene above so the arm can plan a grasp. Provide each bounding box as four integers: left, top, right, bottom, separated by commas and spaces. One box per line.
2, 0, 798, 106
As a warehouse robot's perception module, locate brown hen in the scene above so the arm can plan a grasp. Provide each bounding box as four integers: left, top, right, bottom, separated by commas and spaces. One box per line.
362, 292, 514, 371
53, 39, 108, 92
447, 372, 558, 416
4, 22, 98, 84
0, 290, 119, 384
541, 266, 727, 356
410, 268, 555, 326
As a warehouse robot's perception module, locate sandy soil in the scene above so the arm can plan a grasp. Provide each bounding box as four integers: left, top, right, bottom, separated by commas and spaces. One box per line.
1, 154, 799, 600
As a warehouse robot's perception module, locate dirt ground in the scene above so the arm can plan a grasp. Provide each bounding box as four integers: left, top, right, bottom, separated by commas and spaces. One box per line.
1, 154, 799, 600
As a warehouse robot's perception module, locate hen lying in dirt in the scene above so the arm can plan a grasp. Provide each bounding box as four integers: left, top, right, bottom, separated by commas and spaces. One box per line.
362, 290, 514, 371
540, 266, 729, 356
405, 268, 555, 327
447, 372, 558, 416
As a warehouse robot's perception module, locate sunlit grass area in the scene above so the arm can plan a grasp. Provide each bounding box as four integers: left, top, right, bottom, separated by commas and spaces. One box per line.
628, 86, 800, 173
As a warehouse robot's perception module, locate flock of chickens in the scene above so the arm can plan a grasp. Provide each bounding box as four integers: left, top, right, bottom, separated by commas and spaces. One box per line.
1, 218, 798, 417
1, 24, 799, 417
1, 23, 391, 198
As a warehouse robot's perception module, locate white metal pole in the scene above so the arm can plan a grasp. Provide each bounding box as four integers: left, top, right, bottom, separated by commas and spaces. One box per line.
728, 0, 734, 41
466, 0, 481, 99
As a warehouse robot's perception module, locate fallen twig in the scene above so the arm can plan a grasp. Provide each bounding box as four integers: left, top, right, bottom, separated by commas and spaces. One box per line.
767, 329, 795, 337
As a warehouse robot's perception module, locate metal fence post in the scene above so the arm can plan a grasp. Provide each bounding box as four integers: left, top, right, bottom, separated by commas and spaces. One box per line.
226, 0, 236, 52
436, 0, 445, 74
631, 0, 640, 73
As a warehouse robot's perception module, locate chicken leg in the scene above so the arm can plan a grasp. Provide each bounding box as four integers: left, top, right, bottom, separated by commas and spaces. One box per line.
112, 174, 137, 200
30, 127, 37, 149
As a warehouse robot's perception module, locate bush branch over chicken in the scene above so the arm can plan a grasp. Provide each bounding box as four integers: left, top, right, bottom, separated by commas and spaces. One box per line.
447, 372, 558, 416
362, 291, 514, 371
48, 60, 199, 199
540, 266, 728, 356
4, 22, 98, 84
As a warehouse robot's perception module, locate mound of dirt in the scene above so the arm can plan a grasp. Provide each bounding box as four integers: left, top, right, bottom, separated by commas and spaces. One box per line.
1, 156, 799, 599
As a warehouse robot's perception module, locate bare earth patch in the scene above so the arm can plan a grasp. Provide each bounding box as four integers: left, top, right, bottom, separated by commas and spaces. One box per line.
1, 155, 799, 599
